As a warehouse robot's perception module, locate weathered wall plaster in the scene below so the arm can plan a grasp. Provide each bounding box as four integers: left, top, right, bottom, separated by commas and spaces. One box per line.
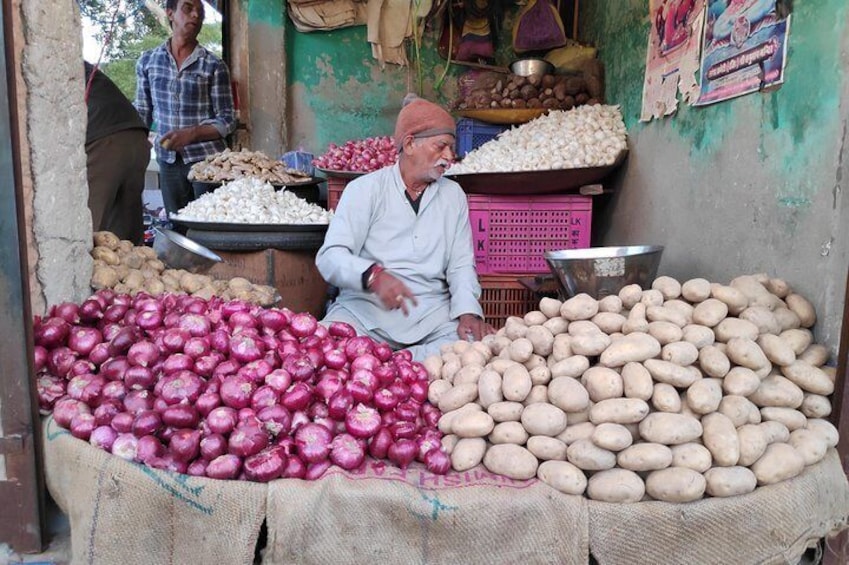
582, 0, 849, 353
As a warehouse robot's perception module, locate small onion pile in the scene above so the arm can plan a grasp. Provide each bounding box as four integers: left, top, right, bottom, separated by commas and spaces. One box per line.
35, 290, 449, 482
313, 136, 398, 174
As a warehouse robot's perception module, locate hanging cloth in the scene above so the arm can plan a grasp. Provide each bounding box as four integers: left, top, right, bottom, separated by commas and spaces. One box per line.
512, 0, 567, 54
366, 0, 414, 67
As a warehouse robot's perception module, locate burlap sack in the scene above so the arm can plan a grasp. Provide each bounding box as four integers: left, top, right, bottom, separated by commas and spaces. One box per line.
42, 416, 267, 565
261, 461, 589, 564
587, 449, 849, 565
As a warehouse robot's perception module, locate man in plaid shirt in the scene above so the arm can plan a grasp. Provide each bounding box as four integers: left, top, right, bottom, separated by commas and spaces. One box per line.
134, 0, 236, 218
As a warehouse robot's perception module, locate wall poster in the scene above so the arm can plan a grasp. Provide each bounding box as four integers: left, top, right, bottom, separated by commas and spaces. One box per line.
640, 0, 705, 121
694, 0, 790, 106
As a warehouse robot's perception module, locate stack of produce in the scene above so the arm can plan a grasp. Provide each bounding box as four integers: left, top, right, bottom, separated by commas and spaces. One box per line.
170, 178, 333, 225
426, 273, 839, 502
312, 136, 398, 174
455, 72, 599, 112
35, 291, 449, 482
448, 105, 627, 174
90, 231, 278, 305
189, 148, 312, 185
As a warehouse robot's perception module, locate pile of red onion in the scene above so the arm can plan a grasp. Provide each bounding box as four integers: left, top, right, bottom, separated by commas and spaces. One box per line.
34, 290, 450, 482
312, 136, 398, 174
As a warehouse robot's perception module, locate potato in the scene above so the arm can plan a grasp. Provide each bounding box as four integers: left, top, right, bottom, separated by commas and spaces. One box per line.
452, 410, 495, 438
528, 365, 551, 387
748, 374, 804, 409
568, 320, 602, 335
780, 360, 834, 395
643, 359, 699, 388
681, 278, 712, 302
759, 420, 790, 444
560, 293, 599, 321
640, 289, 664, 307
780, 328, 814, 355
502, 364, 533, 402
785, 293, 816, 328
523, 384, 549, 406
621, 362, 654, 401
726, 338, 771, 374
638, 413, 703, 445
670, 443, 712, 473
646, 305, 687, 327
651, 276, 682, 299
487, 401, 524, 422
487, 358, 516, 374
538, 296, 563, 318
599, 332, 661, 367
701, 412, 740, 466
805, 418, 839, 448
617, 443, 673, 472
523, 326, 553, 357
798, 344, 829, 367
483, 444, 538, 480
718, 395, 758, 427
645, 467, 705, 502
438, 404, 480, 434
423, 355, 443, 380
587, 469, 645, 502
437, 383, 478, 412
740, 306, 781, 335
523, 310, 548, 327
711, 284, 749, 315
547, 376, 590, 413
569, 332, 611, 356
682, 324, 715, 349
721, 367, 759, 397
592, 312, 626, 334
566, 439, 617, 471
507, 338, 534, 363
750, 443, 805, 485
427, 379, 452, 405
773, 307, 802, 331
800, 394, 832, 419
460, 348, 487, 368
520, 403, 568, 436
583, 367, 623, 402
475, 370, 502, 409
441, 434, 459, 454
550, 355, 590, 379
736, 424, 768, 466
527, 436, 568, 461
698, 345, 731, 378
557, 422, 596, 445
661, 341, 699, 366
93, 230, 120, 249
489, 421, 529, 445
646, 321, 683, 345
715, 319, 760, 343
451, 438, 488, 471
760, 407, 807, 431
453, 365, 484, 386
663, 299, 694, 324
622, 303, 649, 334
590, 398, 650, 425
591, 423, 633, 452
651, 383, 681, 413
550, 334, 573, 362
542, 317, 569, 336
91, 265, 120, 289
692, 298, 729, 327
704, 467, 757, 497
756, 334, 796, 367
91, 246, 121, 266
686, 378, 723, 415
618, 284, 643, 309
730, 275, 777, 309
598, 295, 623, 313
504, 319, 528, 340
537, 460, 587, 495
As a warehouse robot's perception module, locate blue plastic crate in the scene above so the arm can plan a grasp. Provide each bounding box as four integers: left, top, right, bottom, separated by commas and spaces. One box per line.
456, 118, 509, 158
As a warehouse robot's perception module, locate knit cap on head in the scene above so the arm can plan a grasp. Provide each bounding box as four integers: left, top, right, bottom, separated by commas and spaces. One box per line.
394, 93, 456, 149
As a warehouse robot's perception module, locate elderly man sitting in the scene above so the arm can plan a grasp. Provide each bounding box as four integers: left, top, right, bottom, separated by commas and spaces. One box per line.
315, 95, 495, 361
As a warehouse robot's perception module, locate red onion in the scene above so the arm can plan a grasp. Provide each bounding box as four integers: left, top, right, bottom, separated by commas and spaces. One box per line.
257, 405, 292, 437
162, 353, 194, 375
350, 354, 379, 373
264, 369, 292, 393
368, 426, 393, 459
162, 327, 190, 353
220, 375, 257, 410
124, 365, 155, 390
373, 342, 393, 362
346, 379, 373, 404
195, 392, 221, 416
36, 375, 66, 411
424, 447, 450, 474
194, 353, 223, 377
238, 408, 261, 428
47, 347, 77, 378
169, 428, 201, 462
315, 373, 344, 402
33, 345, 48, 372
206, 454, 242, 480
324, 349, 347, 370
67, 327, 103, 357
313, 323, 329, 341
388, 438, 417, 469
314, 135, 398, 173
100, 356, 129, 381
123, 389, 154, 414
249, 385, 279, 412
136, 309, 163, 331
374, 363, 397, 386
327, 389, 354, 421
132, 410, 163, 437
372, 389, 399, 412
295, 423, 332, 463
228, 310, 257, 331
101, 380, 127, 402
108, 326, 140, 356
110, 411, 134, 433
281, 382, 312, 411
395, 400, 421, 423
283, 353, 314, 382
52, 302, 80, 324
126, 341, 159, 368
421, 403, 441, 429
187, 459, 208, 477
345, 336, 375, 359
146, 453, 188, 474
90, 425, 118, 451
70, 412, 96, 440
330, 433, 366, 470
99, 322, 122, 341
281, 455, 307, 479
206, 406, 238, 435
259, 309, 290, 332
229, 333, 264, 364
228, 425, 269, 458
289, 312, 317, 338
304, 347, 324, 369
69, 358, 96, 377
103, 303, 129, 324
88, 342, 112, 366
53, 397, 91, 428
304, 459, 331, 480
178, 313, 211, 337
162, 404, 200, 428
200, 433, 228, 461
243, 447, 287, 482
391, 420, 418, 440
212, 359, 241, 379
36, 317, 71, 348
159, 371, 204, 405
184, 336, 211, 359
345, 404, 381, 439
93, 400, 122, 426
137, 434, 164, 463
111, 433, 139, 461
290, 410, 310, 432
237, 359, 274, 383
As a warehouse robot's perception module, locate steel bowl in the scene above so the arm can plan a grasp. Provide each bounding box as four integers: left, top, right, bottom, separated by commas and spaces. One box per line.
510, 58, 556, 77
545, 245, 665, 299
153, 228, 223, 274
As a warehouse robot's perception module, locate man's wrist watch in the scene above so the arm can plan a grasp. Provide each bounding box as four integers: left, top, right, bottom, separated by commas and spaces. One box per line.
365, 264, 385, 290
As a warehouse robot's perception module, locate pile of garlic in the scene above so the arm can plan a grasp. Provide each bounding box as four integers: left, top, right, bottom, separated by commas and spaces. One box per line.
171, 178, 333, 225
448, 105, 627, 174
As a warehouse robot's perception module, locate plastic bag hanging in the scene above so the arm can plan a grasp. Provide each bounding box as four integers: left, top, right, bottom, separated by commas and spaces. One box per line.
512, 0, 567, 54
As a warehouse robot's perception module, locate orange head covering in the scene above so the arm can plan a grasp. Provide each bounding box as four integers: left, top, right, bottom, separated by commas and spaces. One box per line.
393, 94, 456, 150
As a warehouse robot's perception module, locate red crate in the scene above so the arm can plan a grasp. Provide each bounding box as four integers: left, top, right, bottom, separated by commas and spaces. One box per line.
468, 194, 592, 275
326, 176, 351, 211
479, 275, 541, 329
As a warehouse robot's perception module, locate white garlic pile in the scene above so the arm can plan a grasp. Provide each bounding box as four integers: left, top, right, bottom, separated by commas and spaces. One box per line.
448, 105, 627, 174
171, 177, 334, 225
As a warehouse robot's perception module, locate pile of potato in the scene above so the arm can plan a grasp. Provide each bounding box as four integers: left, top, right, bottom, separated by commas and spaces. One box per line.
455, 72, 600, 112
90, 231, 279, 306
425, 274, 839, 503
189, 148, 312, 185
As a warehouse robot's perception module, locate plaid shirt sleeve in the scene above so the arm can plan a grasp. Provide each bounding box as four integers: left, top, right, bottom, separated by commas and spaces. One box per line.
134, 51, 153, 129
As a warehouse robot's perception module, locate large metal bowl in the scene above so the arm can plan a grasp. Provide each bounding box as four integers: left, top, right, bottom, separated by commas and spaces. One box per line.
510, 58, 556, 77
153, 228, 223, 273
545, 245, 664, 298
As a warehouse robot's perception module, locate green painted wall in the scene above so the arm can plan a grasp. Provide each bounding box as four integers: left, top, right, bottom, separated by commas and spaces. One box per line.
581, 0, 849, 350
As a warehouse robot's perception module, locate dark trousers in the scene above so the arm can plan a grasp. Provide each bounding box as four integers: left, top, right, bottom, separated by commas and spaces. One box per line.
86, 128, 150, 244
157, 154, 210, 219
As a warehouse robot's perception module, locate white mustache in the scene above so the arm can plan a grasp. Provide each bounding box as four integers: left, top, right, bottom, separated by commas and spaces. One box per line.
435, 160, 449, 168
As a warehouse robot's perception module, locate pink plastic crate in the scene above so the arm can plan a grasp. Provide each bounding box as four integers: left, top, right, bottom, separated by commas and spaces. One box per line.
468, 194, 592, 274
